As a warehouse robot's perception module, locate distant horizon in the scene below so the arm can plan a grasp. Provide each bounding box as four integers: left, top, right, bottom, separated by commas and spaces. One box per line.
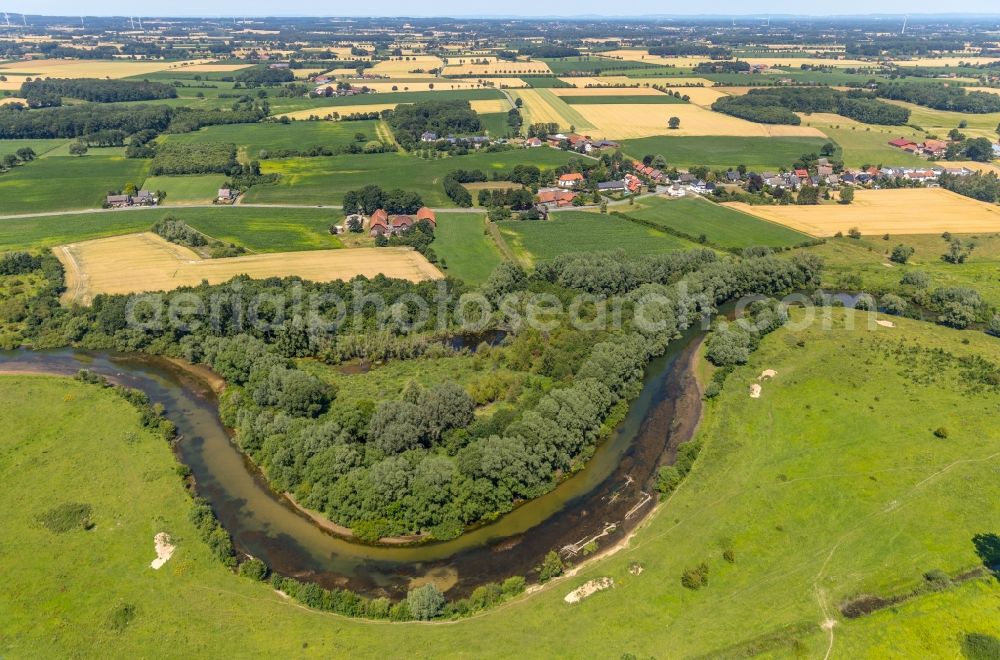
4, 8, 1000, 20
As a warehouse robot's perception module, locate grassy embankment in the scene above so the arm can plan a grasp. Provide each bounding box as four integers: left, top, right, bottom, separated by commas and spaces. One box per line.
3, 309, 999, 656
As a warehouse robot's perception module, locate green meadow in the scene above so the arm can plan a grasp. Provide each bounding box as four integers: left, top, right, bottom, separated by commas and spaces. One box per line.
430, 211, 502, 284
0, 207, 342, 252
0, 155, 150, 215
0, 138, 68, 158
621, 135, 833, 170
804, 233, 1000, 308
244, 149, 577, 207
623, 195, 814, 248
4, 309, 998, 656
143, 174, 226, 204
499, 210, 696, 265
267, 88, 504, 115
159, 120, 383, 159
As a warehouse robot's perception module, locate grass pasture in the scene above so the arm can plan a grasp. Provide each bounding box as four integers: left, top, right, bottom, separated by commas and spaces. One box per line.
143, 175, 226, 205
620, 135, 836, 170
57, 233, 441, 304
159, 120, 382, 160
4, 309, 999, 657
499, 211, 696, 265
430, 211, 501, 285
0, 207, 344, 253
245, 150, 576, 207
798, 114, 926, 167
0, 155, 150, 215
885, 100, 1000, 139
0, 138, 68, 158
624, 196, 814, 248
727, 188, 1000, 237
267, 89, 504, 116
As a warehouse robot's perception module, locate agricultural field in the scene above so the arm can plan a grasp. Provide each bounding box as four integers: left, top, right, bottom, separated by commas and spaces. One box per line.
0, 138, 68, 158
158, 120, 384, 159
572, 103, 826, 139
0, 207, 343, 253
797, 113, 927, 167
244, 149, 577, 207
620, 135, 835, 170
430, 211, 501, 285
509, 89, 596, 132
0, 57, 216, 89
142, 175, 227, 205
443, 60, 551, 76
0, 155, 150, 216
541, 55, 671, 75
267, 88, 504, 116
477, 112, 515, 138
623, 196, 814, 248
5, 308, 999, 657
56, 233, 441, 304
883, 100, 1000, 139
499, 211, 696, 265
369, 55, 445, 76
558, 94, 686, 105
727, 188, 1000, 237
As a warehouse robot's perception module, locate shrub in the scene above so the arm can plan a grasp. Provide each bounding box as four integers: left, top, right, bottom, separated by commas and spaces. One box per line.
538, 550, 565, 582
881, 293, 908, 315
681, 562, 709, 590
407, 583, 445, 620
933, 427, 949, 439
961, 633, 1000, 660
723, 549, 736, 563
106, 601, 137, 633
900, 270, 929, 288
988, 314, 1000, 338
890, 245, 914, 264
238, 558, 269, 581
501, 575, 527, 597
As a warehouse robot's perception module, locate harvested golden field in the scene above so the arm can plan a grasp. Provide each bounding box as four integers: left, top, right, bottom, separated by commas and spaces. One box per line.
964, 86, 1000, 97
581, 76, 715, 87
549, 86, 666, 96
56, 233, 442, 305
0, 96, 26, 105
0, 58, 213, 78
462, 181, 524, 191
598, 50, 707, 67
571, 103, 825, 139
361, 80, 497, 92
370, 56, 444, 76
175, 63, 253, 72
726, 188, 1000, 237
901, 56, 1000, 66
272, 105, 396, 120
443, 60, 551, 75
945, 161, 1000, 175
469, 99, 511, 113
678, 87, 731, 106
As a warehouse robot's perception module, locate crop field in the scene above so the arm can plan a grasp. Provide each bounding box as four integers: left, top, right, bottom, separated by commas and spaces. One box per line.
572, 103, 827, 139
6, 308, 998, 657
0, 207, 344, 253
0, 57, 214, 84
499, 211, 696, 265
623, 196, 814, 248
142, 175, 226, 204
56, 233, 442, 304
477, 112, 514, 137
542, 55, 670, 74
368, 56, 445, 76
674, 87, 731, 106
429, 211, 502, 284
884, 101, 1000, 139
621, 135, 834, 170
267, 88, 504, 115
796, 113, 926, 167
159, 120, 383, 159
443, 60, 551, 75
559, 94, 686, 105
245, 149, 576, 207
509, 89, 596, 132
548, 85, 662, 95
0, 155, 150, 216
728, 188, 1000, 236
352, 80, 502, 92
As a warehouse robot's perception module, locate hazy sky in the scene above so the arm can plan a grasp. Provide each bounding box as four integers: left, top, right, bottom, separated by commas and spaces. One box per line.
6, 1, 1000, 17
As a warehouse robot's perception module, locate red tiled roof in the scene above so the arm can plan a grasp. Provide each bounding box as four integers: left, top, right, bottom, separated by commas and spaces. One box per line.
370, 209, 388, 226
888, 138, 916, 148
559, 172, 584, 182
416, 207, 436, 224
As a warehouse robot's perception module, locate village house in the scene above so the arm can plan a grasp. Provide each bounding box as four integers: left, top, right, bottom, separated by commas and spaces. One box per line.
921, 139, 949, 158
558, 172, 585, 189
133, 190, 155, 205
537, 188, 577, 207
597, 180, 626, 193
526, 137, 543, 148
624, 173, 642, 193
415, 207, 437, 227
368, 208, 389, 237
218, 188, 236, 202
106, 194, 130, 207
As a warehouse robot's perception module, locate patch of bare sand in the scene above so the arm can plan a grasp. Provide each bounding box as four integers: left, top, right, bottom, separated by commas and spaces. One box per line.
750, 383, 763, 399
564, 577, 614, 603
150, 532, 175, 569
876, 320, 896, 328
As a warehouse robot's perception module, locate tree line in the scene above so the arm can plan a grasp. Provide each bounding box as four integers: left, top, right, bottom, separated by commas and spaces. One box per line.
875, 81, 1000, 113
712, 87, 909, 125
19, 78, 177, 108
385, 100, 483, 151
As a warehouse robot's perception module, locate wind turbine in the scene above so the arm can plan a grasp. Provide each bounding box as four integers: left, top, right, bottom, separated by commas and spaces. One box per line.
138, 16, 143, 30
130, 16, 135, 29
4, 12, 10, 27
901, 15, 908, 35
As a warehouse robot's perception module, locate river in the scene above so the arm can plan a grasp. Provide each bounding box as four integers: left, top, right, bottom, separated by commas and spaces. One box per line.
0, 320, 706, 598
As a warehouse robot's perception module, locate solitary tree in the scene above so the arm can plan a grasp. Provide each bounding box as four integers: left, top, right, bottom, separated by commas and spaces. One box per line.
407, 584, 445, 620
668, 116, 681, 130
839, 186, 855, 204
68, 142, 88, 156
890, 244, 915, 264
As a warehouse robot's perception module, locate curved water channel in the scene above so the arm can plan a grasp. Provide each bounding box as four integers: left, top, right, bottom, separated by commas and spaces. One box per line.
0, 320, 708, 598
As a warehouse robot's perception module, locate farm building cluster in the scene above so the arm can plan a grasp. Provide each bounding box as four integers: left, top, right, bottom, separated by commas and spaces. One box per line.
104, 190, 157, 208
343, 207, 438, 238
